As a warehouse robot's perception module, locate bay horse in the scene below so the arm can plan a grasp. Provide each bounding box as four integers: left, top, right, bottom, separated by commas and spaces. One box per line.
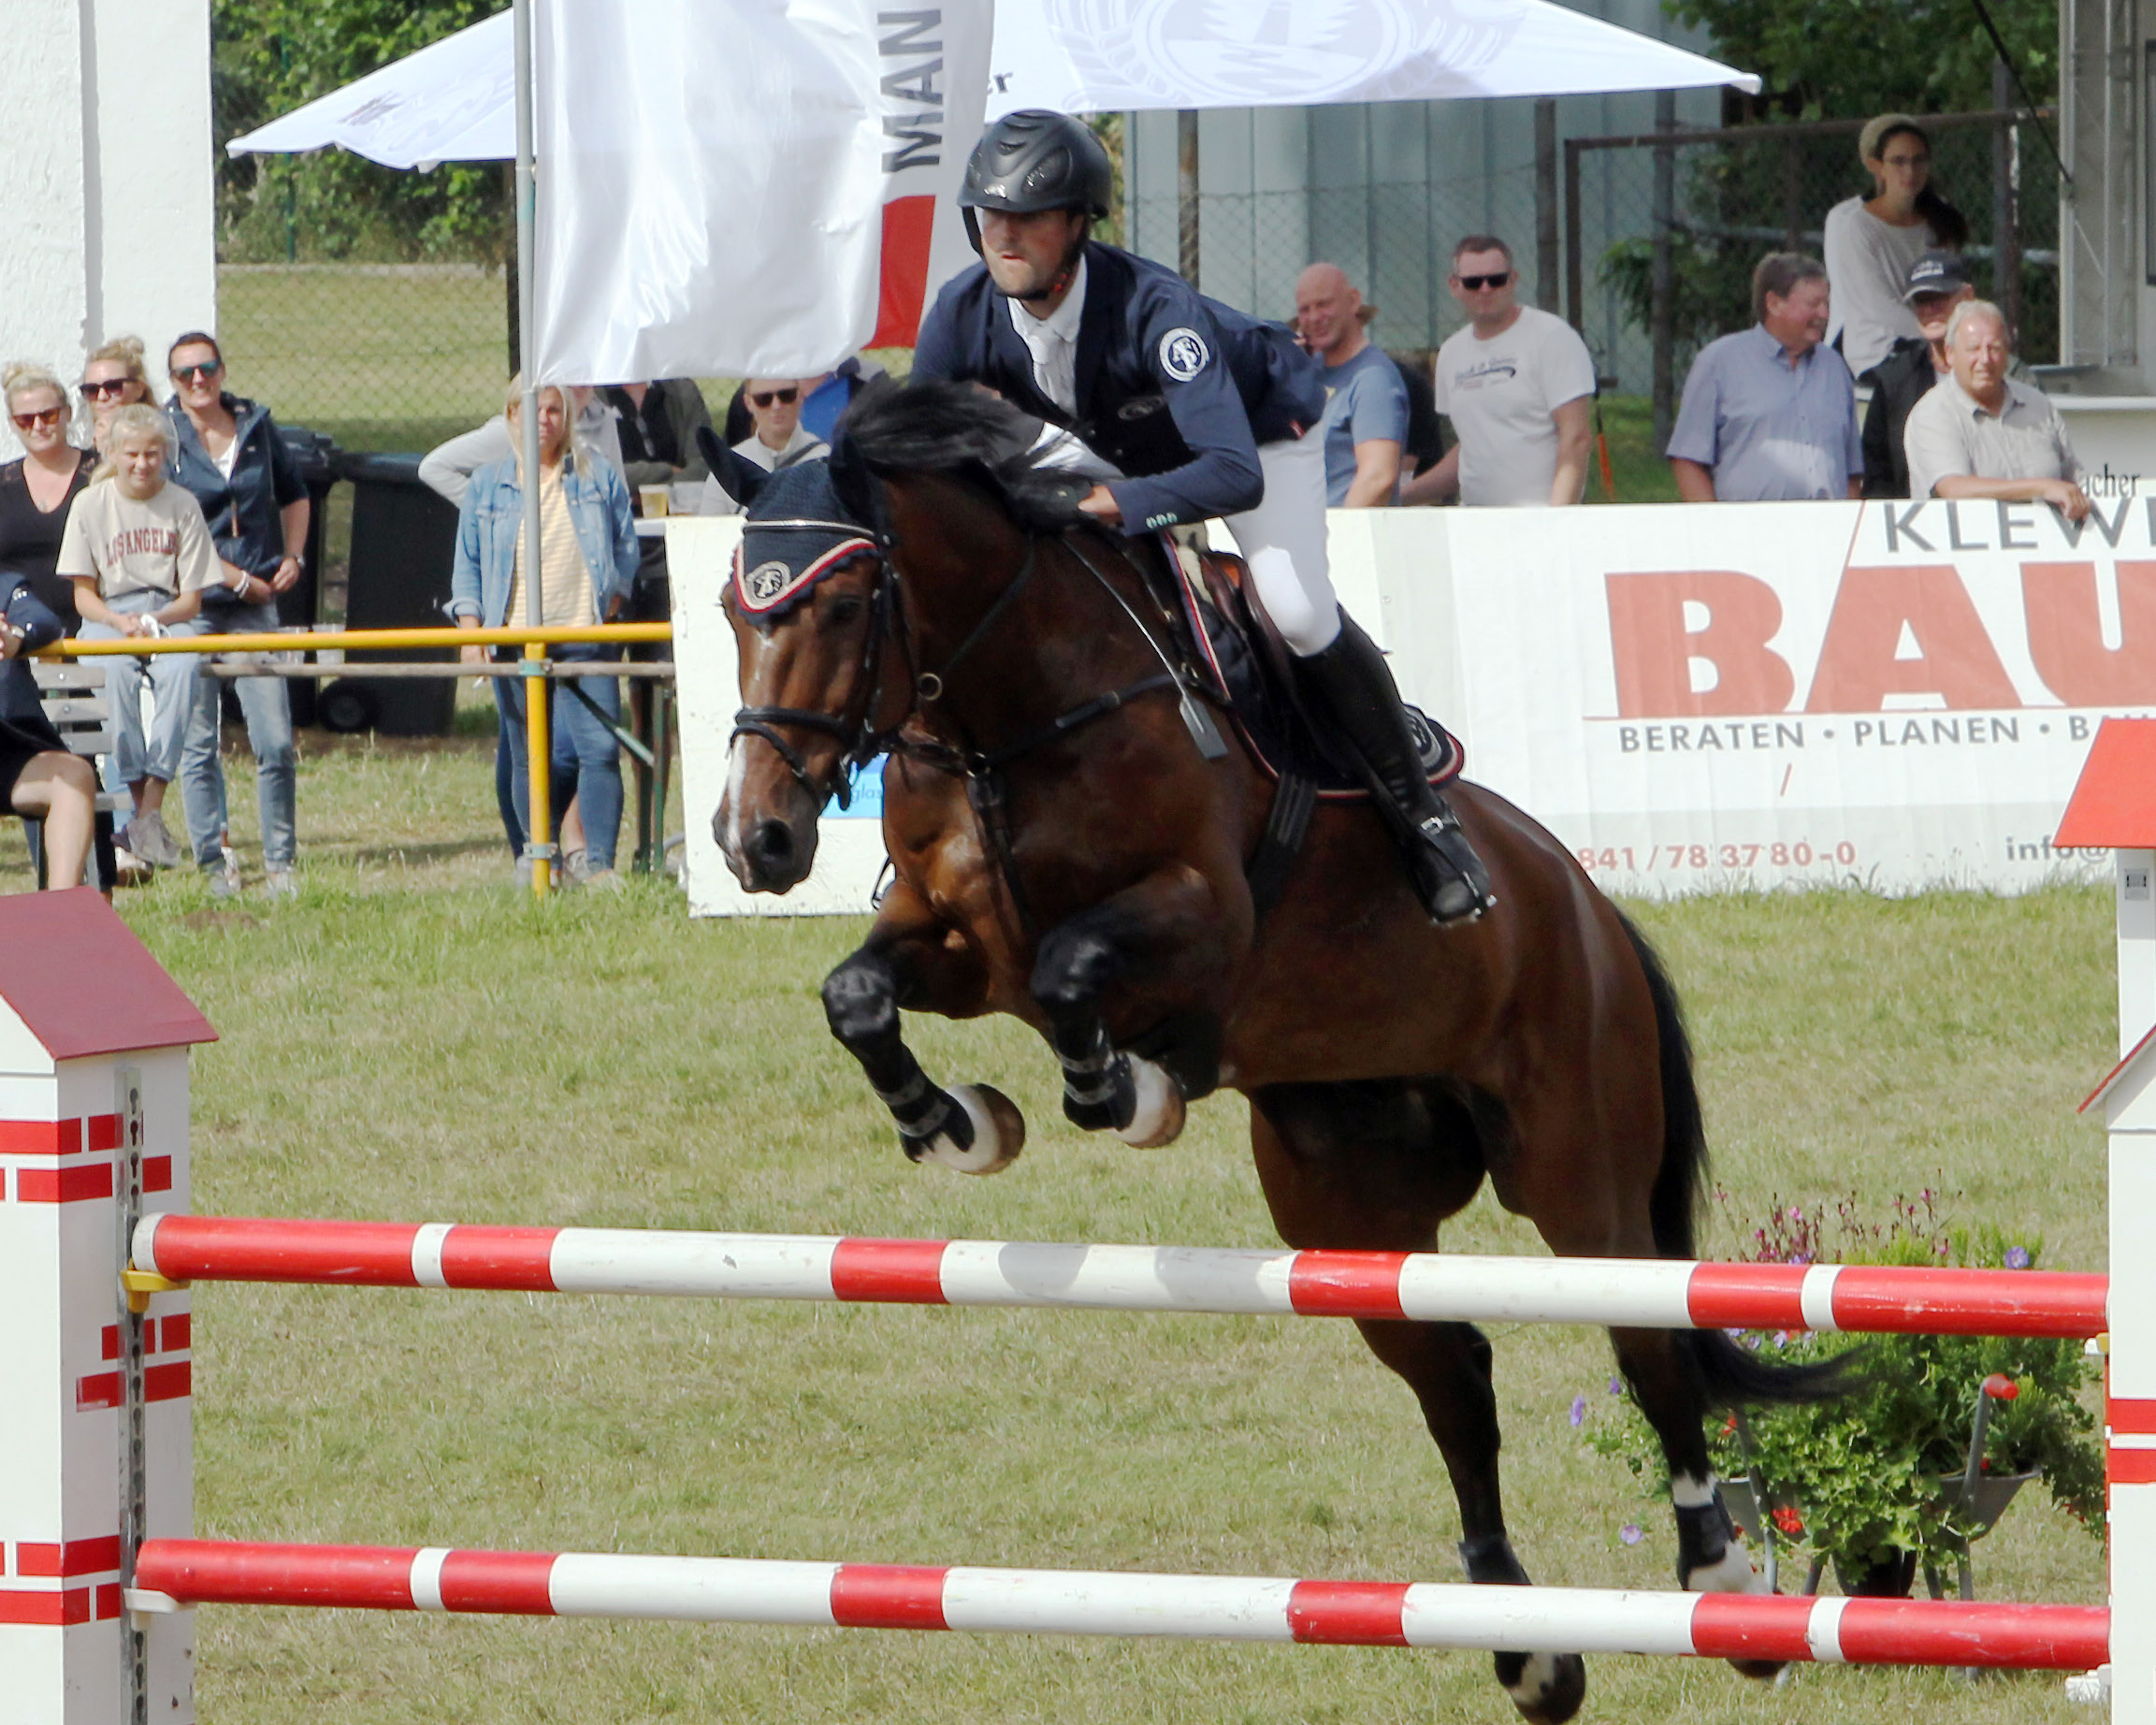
709, 381, 1831, 1723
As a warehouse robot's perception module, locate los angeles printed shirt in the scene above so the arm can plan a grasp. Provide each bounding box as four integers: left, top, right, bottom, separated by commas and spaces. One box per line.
1434, 306, 1598, 507
54, 479, 221, 602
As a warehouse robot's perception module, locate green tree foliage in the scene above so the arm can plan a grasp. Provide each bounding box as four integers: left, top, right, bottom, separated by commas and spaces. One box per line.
1667, 0, 2057, 118
214, 1, 508, 265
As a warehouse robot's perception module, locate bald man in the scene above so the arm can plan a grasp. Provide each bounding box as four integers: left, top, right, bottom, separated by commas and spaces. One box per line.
1295, 262, 1408, 506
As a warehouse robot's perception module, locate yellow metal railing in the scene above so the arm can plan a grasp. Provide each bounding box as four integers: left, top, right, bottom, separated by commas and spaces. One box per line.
56, 623, 675, 898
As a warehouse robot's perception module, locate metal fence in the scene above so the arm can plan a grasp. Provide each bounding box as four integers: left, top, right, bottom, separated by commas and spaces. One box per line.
1565, 109, 2058, 439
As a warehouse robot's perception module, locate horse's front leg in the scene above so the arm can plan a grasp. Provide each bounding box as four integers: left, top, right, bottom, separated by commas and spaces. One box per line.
821, 881, 1024, 1173
1029, 864, 1234, 1149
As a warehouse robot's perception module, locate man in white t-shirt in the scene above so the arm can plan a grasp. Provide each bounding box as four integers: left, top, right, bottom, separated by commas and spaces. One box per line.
1405, 236, 1598, 507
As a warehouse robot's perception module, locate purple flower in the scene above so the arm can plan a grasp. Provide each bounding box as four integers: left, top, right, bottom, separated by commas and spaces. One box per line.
1620, 1524, 1644, 1546
2005, 1245, 2031, 1269
1608, 1377, 1623, 1396
1570, 1395, 1587, 1428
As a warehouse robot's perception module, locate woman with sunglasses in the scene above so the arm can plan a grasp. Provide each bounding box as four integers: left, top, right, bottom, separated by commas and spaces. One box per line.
0, 363, 97, 630
163, 331, 307, 900
81, 336, 153, 454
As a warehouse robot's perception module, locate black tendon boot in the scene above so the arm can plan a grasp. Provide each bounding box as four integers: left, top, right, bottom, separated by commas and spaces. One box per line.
1299, 616, 1495, 924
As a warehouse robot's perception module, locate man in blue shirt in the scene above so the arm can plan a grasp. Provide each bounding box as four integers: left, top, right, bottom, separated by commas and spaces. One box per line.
1668, 254, 1862, 502
1294, 263, 1407, 506
910, 109, 1492, 922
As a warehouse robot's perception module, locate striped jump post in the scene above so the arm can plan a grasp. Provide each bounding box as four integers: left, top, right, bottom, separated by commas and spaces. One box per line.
130, 1215, 2110, 1339
130, 1540, 2108, 1673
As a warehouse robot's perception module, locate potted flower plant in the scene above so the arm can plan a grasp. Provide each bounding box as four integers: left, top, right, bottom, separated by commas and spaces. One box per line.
1582, 1190, 2104, 1596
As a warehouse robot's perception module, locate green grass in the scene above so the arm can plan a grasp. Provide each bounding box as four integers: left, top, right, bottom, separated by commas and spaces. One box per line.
1591, 393, 1680, 505
36, 722, 2112, 1722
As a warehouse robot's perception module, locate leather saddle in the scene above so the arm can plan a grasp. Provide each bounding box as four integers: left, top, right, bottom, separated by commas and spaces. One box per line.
1135, 532, 1464, 801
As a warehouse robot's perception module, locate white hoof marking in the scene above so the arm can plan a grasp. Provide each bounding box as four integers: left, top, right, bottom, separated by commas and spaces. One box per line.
917, 1086, 1020, 1175
1114, 1056, 1184, 1148
1505, 1651, 1567, 1706
1686, 1541, 1766, 1595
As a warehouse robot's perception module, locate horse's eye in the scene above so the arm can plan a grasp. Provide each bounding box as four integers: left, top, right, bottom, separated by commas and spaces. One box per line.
826, 595, 865, 624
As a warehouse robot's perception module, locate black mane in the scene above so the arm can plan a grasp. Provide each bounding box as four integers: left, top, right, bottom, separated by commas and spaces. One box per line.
833, 375, 1092, 530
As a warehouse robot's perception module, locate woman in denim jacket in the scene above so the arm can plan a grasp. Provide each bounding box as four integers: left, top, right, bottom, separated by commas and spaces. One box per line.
164, 332, 309, 899
452, 377, 639, 886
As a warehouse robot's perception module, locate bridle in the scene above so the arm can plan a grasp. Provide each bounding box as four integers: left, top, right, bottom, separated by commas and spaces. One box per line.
729, 501, 1199, 933
727, 515, 907, 811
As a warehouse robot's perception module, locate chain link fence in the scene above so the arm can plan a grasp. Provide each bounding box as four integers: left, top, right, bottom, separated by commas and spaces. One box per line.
1566, 109, 2058, 440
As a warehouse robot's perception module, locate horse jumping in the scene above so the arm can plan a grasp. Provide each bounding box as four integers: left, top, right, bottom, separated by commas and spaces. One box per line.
710, 380, 1837, 1724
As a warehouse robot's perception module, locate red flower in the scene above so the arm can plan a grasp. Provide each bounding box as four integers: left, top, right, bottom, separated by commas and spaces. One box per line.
1772, 1506, 1805, 1537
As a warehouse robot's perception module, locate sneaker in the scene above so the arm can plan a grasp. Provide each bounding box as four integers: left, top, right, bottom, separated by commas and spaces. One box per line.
559, 847, 591, 887
124, 809, 183, 870
264, 867, 298, 901
206, 867, 243, 902
578, 866, 626, 891
111, 844, 151, 888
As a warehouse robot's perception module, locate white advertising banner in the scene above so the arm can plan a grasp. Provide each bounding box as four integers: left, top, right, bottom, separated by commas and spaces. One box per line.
1354, 499, 2132, 896
671, 500, 2139, 918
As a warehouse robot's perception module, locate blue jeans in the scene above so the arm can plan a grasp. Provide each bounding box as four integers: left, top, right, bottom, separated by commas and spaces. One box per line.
77, 592, 196, 789
179, 602, 297, 869
493, 668, 622, 870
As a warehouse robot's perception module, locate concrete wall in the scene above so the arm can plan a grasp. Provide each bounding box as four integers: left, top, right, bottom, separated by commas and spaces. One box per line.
0, 0, 216, 456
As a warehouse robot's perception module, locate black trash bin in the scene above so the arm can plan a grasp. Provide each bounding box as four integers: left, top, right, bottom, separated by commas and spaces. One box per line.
274, 426, 339, 729
327, 452, 460, 736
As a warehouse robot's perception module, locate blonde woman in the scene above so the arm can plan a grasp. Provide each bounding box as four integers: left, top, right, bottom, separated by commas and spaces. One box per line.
0, 363, 96, 629
56, 404, 219, 872
450, 377, 639, 886
80, 336, 153, 455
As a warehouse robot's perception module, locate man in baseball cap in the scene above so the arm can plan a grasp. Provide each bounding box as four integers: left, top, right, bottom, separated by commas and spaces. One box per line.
1857, 249, 1976, 498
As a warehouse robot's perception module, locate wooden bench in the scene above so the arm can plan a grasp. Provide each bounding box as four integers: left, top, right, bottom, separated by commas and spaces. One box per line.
27, 659, 122, 890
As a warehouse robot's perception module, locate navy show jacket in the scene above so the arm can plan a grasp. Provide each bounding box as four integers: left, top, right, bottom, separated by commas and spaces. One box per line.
164, 393, 308, 586
911, 240, 1324, 533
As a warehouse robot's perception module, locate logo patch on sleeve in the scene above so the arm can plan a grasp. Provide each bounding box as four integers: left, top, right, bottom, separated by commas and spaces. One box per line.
1159, 327, 1210, 383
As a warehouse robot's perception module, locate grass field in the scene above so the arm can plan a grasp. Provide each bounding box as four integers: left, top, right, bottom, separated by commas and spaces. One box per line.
25, 718, 2112, 1723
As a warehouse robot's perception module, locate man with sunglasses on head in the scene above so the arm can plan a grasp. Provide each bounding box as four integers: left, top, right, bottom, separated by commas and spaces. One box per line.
1405, 237, 1596, 508
910, 109, 1493, 924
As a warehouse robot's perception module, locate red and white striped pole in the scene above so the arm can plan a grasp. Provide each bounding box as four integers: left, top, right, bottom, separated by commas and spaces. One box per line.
132, 1216, 2107, 1339
129, 1538, 2106, 1672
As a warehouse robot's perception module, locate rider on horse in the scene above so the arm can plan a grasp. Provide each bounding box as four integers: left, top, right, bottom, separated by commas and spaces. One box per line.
911, 109, 1495, 925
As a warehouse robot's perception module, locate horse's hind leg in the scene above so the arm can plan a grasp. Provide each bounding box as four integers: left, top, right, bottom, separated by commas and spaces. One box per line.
1251, 1081, 1587, 1725
821, 879, 1024, 1173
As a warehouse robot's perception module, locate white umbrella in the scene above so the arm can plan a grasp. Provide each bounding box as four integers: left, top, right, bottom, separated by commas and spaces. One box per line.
226, 1, 1757, 167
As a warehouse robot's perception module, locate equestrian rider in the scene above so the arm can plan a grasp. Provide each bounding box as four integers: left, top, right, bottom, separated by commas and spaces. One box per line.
912, 109, 1494, 924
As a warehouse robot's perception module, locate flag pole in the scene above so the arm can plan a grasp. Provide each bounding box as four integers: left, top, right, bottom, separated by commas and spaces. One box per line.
513, 0, 552, 896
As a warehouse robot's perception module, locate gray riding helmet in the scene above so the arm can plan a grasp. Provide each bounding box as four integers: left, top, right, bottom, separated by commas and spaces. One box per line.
958, 110, 1113, 255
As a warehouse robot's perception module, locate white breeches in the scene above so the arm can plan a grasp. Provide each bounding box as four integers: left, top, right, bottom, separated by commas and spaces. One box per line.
1225, 433, 1339, 655
1033, 423, 1340, 656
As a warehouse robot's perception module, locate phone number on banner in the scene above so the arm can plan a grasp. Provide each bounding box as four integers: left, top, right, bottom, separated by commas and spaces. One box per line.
1575, 840, 1860, 875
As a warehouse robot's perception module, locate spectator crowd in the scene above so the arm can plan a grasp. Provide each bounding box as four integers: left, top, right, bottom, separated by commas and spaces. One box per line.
0, 110, 2090, 896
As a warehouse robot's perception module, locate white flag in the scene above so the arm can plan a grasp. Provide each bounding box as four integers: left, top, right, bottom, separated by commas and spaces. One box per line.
534, 0, 991, 384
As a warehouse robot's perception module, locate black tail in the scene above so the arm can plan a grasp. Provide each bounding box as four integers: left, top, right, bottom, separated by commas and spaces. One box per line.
1618, 911, 1851, 1408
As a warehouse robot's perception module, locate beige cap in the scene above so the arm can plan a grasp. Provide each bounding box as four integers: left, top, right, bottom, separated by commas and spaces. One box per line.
1859, 112, 1926, 164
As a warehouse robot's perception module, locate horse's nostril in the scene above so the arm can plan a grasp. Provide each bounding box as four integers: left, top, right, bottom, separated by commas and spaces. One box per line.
749, 819, 796, 870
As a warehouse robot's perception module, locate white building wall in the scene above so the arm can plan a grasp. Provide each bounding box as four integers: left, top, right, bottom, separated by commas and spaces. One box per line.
0, 0, 215, 457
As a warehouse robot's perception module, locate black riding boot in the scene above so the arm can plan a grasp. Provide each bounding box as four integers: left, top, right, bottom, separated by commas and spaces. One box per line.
1298, 616, 1495, 924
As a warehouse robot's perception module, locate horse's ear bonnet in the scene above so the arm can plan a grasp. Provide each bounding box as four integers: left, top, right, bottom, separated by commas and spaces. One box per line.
731, 458, 877, 618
